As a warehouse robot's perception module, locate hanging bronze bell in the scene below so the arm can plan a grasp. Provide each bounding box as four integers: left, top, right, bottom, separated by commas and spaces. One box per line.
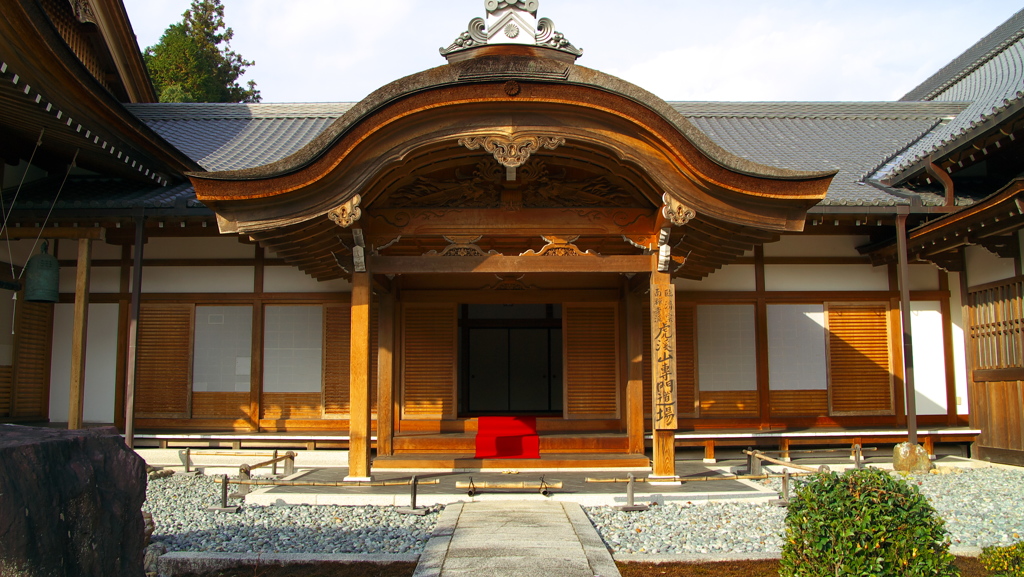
24, 241, 59, 302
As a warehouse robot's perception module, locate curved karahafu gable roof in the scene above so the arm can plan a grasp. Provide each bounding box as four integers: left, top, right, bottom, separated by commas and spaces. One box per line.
189, 50, 835, 235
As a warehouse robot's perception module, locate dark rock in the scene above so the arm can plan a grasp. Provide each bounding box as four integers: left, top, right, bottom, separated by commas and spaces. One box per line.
0, 425, 147, 577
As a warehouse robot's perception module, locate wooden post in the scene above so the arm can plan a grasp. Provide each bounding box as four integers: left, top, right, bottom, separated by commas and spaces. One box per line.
248, 247, 265, 431
650, 269, 677, 477
346, 272, 373, 480
376, 292, 395, 457
626, 290, 645, 455
124, 216, 144, 447
896, 213, 918, 445
68, 238, 92, 429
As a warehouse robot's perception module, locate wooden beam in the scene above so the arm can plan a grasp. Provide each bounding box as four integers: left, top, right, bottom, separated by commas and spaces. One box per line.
68, 238, 92, 430
346, 272, 373, 480
4, 227, 104, 240
368, 254, 653, 275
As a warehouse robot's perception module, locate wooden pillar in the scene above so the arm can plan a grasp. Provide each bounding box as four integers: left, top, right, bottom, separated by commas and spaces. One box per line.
754, 246, 770, 429
346, 272, 373, 480
376, 292, 395, 457
896, 213, 919, 445
650, 269, 677, 477
248, 247, 265, 431
68, 238, 92, 429
626, 289, 645, 455
123, 216, 145, 446
939, 273, 960, 426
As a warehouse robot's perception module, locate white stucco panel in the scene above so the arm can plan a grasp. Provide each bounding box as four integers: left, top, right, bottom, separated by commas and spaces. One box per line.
141, 266, 254, 293
675, 265, 756, 292
909, 301, 949, 416
764, 235, 871, 257
49, 303, 119, 424
263, 266, 352, 293
965, 244, 1015, 288
765, 264, 889, 291
141, 236, 255, 259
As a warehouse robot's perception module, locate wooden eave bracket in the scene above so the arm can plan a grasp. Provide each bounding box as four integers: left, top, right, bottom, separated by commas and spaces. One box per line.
656, 192, 696, 274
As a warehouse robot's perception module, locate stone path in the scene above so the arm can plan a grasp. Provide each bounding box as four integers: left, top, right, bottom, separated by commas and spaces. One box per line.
413, 500, 620, 577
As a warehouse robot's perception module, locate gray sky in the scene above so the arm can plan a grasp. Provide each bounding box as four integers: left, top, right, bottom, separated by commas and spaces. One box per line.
122, 0, 1023, 103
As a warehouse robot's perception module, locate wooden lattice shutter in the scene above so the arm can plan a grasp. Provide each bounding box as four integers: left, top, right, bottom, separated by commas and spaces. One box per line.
401, 303, 456, 420
0, 366, 11, 417
827, 303, 894, 415
10, 302, 53, 419
323, 302, 379, 418
643, 303, 697, 419
136, 304, 193, 418
564, 303, 619, 419
676, 304, 698, 417
323, 304, 351, 417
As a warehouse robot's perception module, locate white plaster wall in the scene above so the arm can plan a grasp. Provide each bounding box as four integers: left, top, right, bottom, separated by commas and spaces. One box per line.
675, 265, 756, 292
767, 304, 827, 390
765, 264, 889, 291
764, 235, 871, 257
56, 239, 122, 260
909, 301, 948, 416
59, 266, 121, 293
141, 236, 254, 259
4, 239, 48, 269
264, 266, 352, 293
49, 303, 119, 423
909, 265, 940, 291
948, 273, 970, 415
696, 304, 757, 391
965, 244, 1015, 287
141, 266, 254, 293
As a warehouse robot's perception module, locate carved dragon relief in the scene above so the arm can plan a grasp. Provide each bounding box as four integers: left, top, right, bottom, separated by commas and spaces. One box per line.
520, 235, 595, 257
381, 158, 638, 212
327, 195, 362, 228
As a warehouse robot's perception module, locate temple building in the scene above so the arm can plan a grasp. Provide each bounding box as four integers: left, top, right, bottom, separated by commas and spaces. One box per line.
2, 0, 1023, 475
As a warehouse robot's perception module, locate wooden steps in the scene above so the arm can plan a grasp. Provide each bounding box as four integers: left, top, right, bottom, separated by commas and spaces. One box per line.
373, 452, 651, 470
393, 432, 630, 454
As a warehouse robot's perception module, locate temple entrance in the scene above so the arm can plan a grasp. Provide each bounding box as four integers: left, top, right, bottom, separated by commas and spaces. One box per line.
459, 304, 563, 416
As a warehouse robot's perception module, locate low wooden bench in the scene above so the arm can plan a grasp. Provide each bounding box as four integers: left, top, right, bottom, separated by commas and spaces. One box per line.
662, 428, 981, 463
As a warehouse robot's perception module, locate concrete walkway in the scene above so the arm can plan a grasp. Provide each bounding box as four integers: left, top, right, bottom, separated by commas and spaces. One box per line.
413, 500, 620, 577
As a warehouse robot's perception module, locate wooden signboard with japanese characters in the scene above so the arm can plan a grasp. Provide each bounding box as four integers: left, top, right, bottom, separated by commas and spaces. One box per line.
650, 283, 678, 430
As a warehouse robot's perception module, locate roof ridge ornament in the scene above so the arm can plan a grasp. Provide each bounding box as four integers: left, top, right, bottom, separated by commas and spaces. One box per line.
441, 0, 582, 59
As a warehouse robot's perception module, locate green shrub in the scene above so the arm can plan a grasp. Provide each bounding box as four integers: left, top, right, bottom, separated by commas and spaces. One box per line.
981, 541, 1024, 576
779, 467, 958, 577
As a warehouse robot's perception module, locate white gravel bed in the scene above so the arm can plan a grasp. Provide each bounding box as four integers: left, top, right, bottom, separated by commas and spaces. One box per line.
145, 474, 439, 554
585, 466, 1024, 555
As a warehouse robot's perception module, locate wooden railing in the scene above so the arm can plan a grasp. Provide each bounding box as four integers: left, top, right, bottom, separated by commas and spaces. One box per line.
968, 276, 1024, 372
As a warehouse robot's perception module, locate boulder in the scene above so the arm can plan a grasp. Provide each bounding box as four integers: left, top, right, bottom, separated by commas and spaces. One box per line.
0, 425, 147, 577
893, 441, 933, 473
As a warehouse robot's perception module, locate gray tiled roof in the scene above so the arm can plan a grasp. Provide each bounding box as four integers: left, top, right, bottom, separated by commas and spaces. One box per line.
879, 9, 1024, 183
123, 103, 353, 172
5, 177, 200, 211
671, 102, 968, 206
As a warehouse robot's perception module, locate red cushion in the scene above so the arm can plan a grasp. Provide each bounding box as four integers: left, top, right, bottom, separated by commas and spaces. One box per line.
476, 416, 537, 436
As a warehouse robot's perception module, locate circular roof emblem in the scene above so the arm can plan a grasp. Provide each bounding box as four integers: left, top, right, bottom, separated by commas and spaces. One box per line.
505, 22, 520, 38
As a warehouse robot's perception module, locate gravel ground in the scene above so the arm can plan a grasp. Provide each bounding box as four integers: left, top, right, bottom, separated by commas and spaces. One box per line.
145, 465, 1024, 557
585, 466, 1024, 555
145, 474, 439, 554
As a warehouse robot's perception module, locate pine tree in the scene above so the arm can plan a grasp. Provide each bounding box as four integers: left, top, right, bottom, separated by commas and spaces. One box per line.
144, 0, 260, 103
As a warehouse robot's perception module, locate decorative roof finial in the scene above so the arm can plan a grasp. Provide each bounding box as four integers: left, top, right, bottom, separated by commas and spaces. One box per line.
440, 0, 582, 59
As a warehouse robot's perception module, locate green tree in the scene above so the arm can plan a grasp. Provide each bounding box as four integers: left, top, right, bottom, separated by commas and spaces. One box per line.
144, 0, 260, 103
